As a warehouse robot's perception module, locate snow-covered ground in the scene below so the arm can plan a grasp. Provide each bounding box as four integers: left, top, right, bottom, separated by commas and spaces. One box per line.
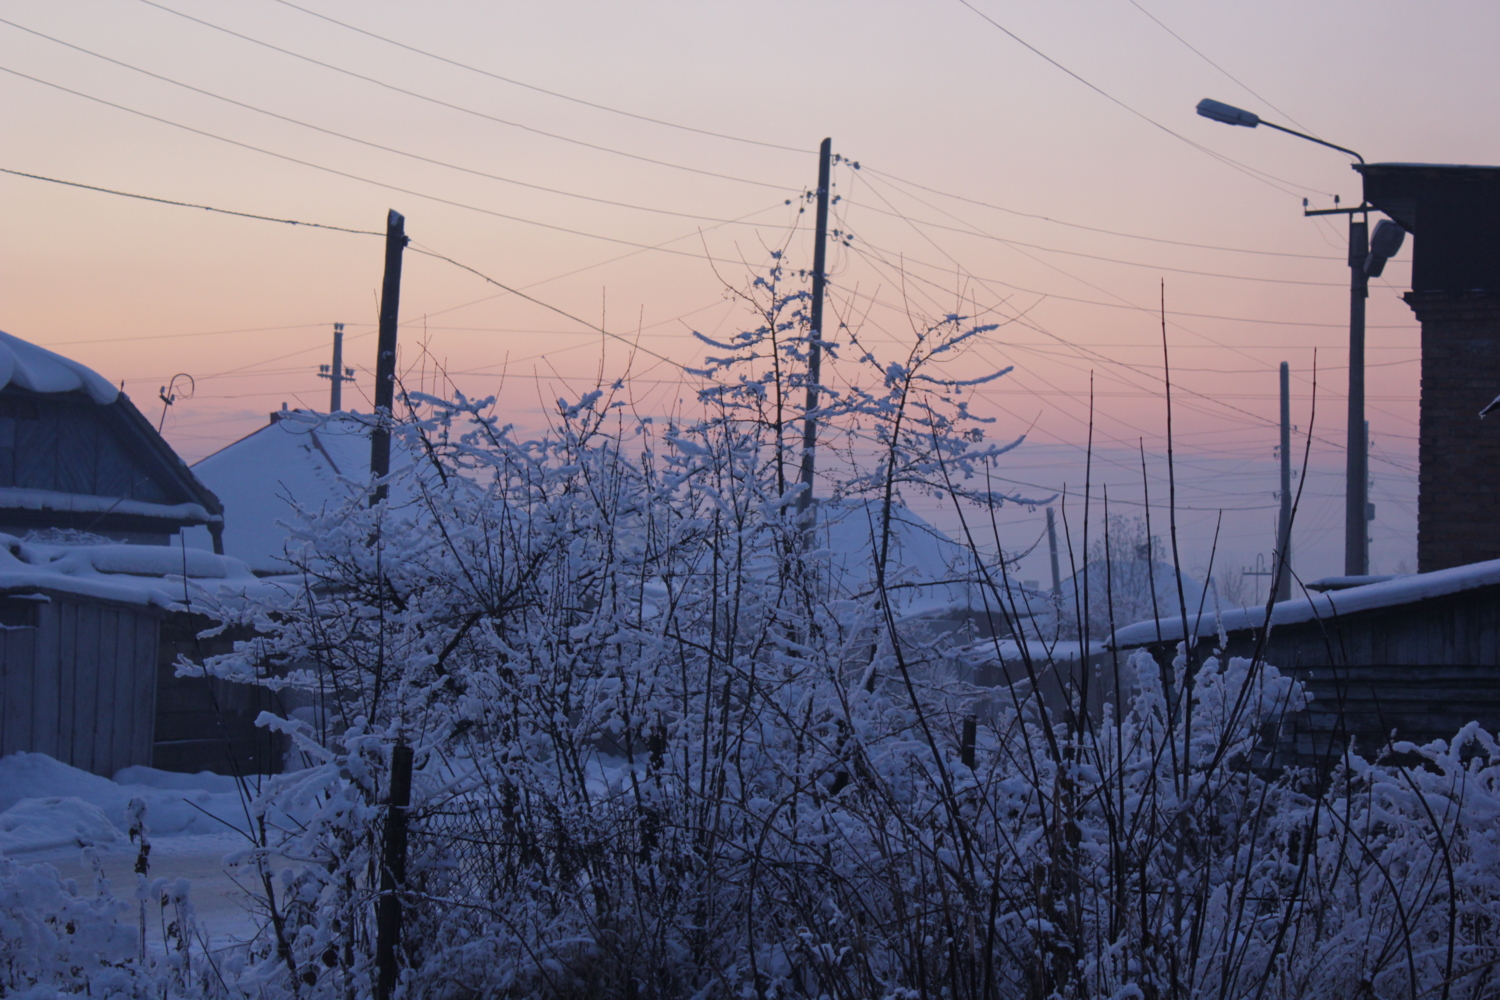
0, 752, 272, 944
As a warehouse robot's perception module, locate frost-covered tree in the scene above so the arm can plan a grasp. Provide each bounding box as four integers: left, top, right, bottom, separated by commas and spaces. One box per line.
127, 266, 1500, 1000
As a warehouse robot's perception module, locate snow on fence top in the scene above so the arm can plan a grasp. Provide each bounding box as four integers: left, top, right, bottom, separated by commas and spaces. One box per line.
0, 531, 270, 609
0, 329, 118, 405
1109, 557, 1500, 649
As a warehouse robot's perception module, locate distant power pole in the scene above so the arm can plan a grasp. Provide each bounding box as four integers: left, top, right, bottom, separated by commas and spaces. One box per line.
795, 137, 832, 522
318, 322, 355, 412
370, 210, 407, 506
1046, 506, 1062, 597
1275, 361, 1293, 602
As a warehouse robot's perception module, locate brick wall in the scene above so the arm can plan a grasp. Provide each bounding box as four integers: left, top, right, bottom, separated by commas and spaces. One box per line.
1407, 291, 1500, 571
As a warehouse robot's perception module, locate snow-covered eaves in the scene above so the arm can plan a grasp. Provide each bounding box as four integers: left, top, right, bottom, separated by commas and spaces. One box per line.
0, 487, 216, 525
1110, 558, 1500, 649
0, 533, 279, 610
0, 330, 118, 405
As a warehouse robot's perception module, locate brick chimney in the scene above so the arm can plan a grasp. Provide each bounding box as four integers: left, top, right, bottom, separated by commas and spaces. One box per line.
1360, 163, 1500, 572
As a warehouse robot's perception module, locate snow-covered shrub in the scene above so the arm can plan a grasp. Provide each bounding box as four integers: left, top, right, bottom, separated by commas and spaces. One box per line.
0, 841, 211, 997
192, 282, 1499, 999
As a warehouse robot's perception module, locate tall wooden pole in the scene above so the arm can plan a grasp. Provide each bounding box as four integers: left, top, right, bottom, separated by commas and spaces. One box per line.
1046, 507, 1062, 597
795, 138, 832, 521
369, 210, 410, 1000
1275, 361, 1293, 602
1345, 215, 1369, 576
371, 209, 407, 506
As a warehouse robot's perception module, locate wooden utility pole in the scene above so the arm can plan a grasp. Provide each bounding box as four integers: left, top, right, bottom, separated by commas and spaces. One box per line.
371, 209, 407, 506
1275, 361, 1293, 602
795, 138, 832, 521
1345, 216, 1369, 576
1046, 506, 1062, 597
368, 210, 411, 1000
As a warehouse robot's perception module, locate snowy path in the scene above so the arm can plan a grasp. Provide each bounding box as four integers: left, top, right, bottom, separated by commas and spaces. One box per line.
13, 832, 265, 944
0, 752, 295, 948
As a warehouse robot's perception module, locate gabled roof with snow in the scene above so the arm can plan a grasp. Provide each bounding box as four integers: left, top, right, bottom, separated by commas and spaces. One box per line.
817, 498, 984, 619
185, 411, 415, 574
0, 331, 221, 533
0, 330, 118, 405
1110, 558, 1500, 649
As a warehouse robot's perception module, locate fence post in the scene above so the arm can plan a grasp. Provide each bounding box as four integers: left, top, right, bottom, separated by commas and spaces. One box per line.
375, 742, 413, 1000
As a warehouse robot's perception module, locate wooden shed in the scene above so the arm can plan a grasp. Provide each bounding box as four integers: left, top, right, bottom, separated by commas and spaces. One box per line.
1110, 560, 1500, 760
0, 329, 289, 777
0, 587, 161, 776
0, 332, 224, 548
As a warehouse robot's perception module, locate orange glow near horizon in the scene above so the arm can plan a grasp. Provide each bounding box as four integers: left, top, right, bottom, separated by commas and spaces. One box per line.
5, 0, 1495, 587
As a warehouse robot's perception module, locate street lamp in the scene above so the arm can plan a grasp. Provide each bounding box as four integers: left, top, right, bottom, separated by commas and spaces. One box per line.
1196, 98, 1377, 579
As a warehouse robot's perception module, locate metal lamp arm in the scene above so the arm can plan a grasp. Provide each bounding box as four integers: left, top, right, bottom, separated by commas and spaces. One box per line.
1258, 120, 1365, 165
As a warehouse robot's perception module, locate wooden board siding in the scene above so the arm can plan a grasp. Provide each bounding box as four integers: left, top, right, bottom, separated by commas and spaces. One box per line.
1119, 582, 1500, 760
0, 592, 160, 776
152, 612, 285, 775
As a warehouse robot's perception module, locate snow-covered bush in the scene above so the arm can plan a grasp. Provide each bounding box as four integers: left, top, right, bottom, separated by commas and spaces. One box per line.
184, 285, 1498, 1000
0, 827, 211, 997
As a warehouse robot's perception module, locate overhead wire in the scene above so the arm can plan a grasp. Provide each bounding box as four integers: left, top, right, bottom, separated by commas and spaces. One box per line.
0, 17, 786, 227
133, 0, 799, 192
841, 196, 1352, 286
843, 168, 1419, 432
861, 166, 1341, 260
953, 0, 1327, 198
264, 0, 806, 154
0, 63, 805, 264
1124, 0, 1316, 135
0, 166, 380, 235
829, 175, 1418, 478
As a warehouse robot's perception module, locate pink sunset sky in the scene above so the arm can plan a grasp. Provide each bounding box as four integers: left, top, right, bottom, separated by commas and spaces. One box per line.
5, 0, 1498, 591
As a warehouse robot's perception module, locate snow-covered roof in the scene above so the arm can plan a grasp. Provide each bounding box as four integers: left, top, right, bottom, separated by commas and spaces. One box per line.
1110, 558, 1500, 649
963, 638, 1102, 664
0, 531, 272, 610
0, 487, 215, 526
0, 330, 118, 405
817, 498, 982, 619
184, 411, 413, 574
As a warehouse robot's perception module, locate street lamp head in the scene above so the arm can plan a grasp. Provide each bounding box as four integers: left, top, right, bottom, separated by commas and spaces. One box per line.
1196, 98, 1260, 128
1364, 219, 1407, 277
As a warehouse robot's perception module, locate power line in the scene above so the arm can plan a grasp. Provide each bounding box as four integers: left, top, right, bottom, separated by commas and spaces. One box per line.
0, 64, 793, 263
842, 197, 1352, 286
35, 321, 358, 348
1124, 0, 1315, 136
861, 166, 1340, 260
406, 244, 692, 372
0, 166, 380, 234
265, 0, 806, 154
133, 0, 799, 192
953, 0, 1327, 198
841, 226, 1412, 328
0, 16, 786, 227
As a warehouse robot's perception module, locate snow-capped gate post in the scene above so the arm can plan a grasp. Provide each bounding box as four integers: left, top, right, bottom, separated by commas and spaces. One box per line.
375, 742, 414, 1000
